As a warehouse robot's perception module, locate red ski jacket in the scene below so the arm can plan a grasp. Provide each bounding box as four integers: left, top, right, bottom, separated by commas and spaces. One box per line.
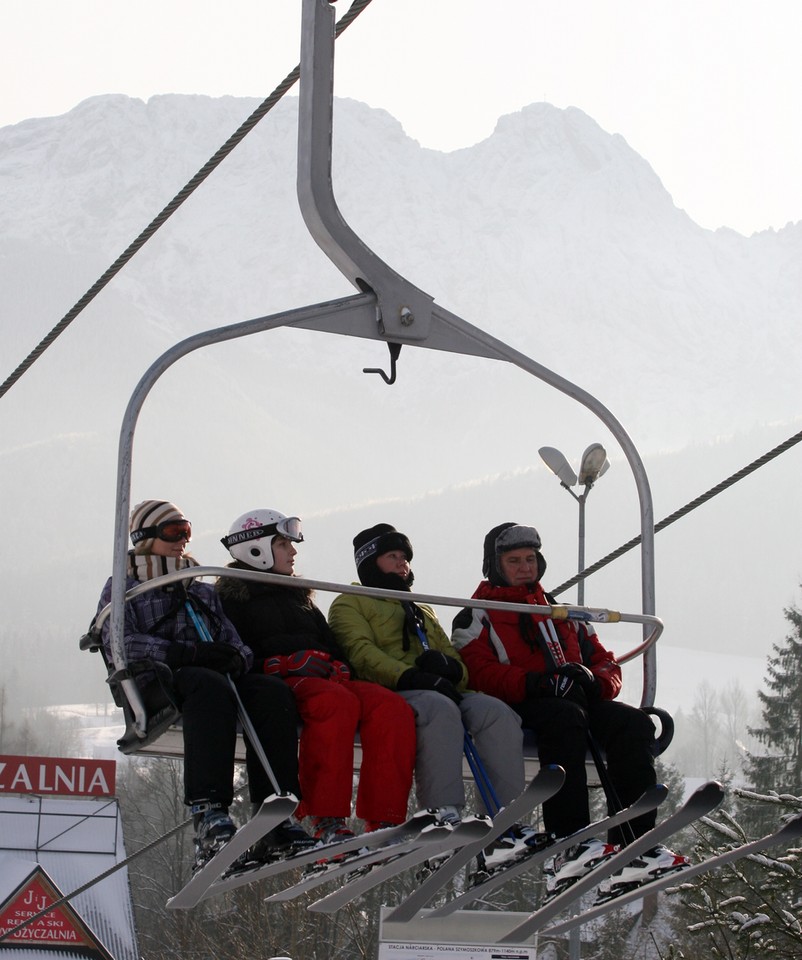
451, 580, 622, 705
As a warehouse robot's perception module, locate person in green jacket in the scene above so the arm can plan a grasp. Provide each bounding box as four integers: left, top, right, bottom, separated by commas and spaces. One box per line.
328, 523, 526, 830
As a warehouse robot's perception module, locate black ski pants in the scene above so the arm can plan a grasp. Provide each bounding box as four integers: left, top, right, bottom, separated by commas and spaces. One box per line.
514, 696, 657, 845
165, 667, 302, 807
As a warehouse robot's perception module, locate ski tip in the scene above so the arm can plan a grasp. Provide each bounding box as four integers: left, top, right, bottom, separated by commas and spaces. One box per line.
263, 792, 300, 807
695, 780, 726, 802
542, 763, 566, 783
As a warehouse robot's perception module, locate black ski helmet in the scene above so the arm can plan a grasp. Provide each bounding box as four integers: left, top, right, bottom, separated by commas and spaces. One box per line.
482, 522, 546, 586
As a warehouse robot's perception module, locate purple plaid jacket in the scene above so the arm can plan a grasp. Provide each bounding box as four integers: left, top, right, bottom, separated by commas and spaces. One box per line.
98, 576, 254, 671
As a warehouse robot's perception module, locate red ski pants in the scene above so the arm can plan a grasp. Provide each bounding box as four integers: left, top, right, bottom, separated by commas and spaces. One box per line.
285, 677, 416, 825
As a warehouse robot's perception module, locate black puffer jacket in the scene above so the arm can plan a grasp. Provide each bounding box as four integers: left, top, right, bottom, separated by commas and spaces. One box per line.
216, 566, 352, 674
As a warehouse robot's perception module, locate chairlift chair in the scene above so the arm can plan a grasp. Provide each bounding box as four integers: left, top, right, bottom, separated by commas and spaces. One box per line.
83, 0, 671, 781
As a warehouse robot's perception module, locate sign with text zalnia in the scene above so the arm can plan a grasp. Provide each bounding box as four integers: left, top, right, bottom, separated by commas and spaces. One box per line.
0, 755, 116, 797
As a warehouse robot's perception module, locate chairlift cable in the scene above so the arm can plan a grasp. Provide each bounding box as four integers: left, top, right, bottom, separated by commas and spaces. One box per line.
0, 815, 191, 943
0, 0, 375, 401
552, 427, 802, 596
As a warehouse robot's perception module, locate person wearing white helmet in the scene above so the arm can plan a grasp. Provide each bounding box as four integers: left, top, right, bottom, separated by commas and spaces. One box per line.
217, 510, 416, 843
97, 499, 314, 872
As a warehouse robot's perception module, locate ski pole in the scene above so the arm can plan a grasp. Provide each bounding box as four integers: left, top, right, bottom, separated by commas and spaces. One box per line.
537, 618, 636, 844
185, 601, 283, 797
463, 731, 501, 816
585, 731, 637, 845
407, 604, 506, 821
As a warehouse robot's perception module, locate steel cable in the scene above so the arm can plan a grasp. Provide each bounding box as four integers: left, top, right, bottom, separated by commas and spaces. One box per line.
0, 0, 374, 400
552, 428, 802, 596
0, 815, 191, 942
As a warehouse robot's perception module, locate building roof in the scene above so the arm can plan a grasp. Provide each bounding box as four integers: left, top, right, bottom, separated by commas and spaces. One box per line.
0, 795, 138, 960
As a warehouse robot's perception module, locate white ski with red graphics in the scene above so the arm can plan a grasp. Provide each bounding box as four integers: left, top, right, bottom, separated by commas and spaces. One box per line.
426, 781, 668, 918
194, 808, 439, 903
540, 810, 802, 938
497, 780, 724, 943
167, 793, 299, 910
304, 816, 494, 913
383, 764, 566, 923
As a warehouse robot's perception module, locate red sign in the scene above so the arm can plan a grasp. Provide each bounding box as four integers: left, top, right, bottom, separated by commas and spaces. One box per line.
0, 755, 116, 797
0, 867, 113, 959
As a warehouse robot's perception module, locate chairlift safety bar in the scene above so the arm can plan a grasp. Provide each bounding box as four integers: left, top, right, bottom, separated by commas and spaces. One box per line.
97, 566, 662, 669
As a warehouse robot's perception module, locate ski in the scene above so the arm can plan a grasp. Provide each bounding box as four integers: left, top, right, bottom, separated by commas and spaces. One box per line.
262, 816, 452, 903
196, 808, 438, 903
497, 780, 724, 943
306, 816, 494, 913
543, 810, 802, 938
426, 781, 668, 918
166, 793, 298, 910
383, 764, 566, 923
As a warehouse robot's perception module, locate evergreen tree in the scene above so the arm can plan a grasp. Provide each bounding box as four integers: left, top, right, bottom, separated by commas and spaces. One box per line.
743, 597, 802, 830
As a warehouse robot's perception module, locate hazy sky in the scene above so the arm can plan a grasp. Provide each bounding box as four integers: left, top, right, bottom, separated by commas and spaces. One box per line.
4, 0, 800, 236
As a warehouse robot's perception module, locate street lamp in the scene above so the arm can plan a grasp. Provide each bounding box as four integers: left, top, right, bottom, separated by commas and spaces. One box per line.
538, 443, 610, 605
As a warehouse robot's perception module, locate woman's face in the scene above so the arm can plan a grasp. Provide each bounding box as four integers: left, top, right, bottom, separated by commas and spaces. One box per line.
376, 549, 410, 579
271, 535, 297, 575
150, 532, 190, 559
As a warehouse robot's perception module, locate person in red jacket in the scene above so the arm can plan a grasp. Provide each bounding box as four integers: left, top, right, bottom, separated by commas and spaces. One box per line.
452, 522, 688, 896
217, 508, 416, 843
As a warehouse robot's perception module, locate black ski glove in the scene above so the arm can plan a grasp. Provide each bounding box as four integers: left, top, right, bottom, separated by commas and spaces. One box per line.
193, 643, 245, 678
557, 662, 600, 698
397, 668, 463, 704
415, 649, 463, 684
526, 670, 588, 708
165, 642, 197, 669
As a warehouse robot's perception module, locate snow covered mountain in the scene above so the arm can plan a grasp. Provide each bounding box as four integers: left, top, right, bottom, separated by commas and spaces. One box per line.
0, 94, 800, 710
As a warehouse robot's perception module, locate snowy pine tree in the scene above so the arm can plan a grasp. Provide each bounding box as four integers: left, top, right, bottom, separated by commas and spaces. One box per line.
743, 596, 802, 830
663, 595, 802, 957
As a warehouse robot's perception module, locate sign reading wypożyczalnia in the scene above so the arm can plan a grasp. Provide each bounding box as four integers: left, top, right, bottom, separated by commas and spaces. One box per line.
0, 755, 116, 797
0, 866, 114, 959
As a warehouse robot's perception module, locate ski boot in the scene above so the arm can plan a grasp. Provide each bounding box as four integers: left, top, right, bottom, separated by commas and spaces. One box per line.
192, 803, 237, 873
247, 817, 317, 864
311, 816, 357, 845
301, 816, 361, 874
364, 820, 396, 833
543, 837, 619, 900
480, 822, 547, 872
432, 804, 462, 827
595, 844, 691, 903
469, 824, 551, 886
416, 805, 462, 878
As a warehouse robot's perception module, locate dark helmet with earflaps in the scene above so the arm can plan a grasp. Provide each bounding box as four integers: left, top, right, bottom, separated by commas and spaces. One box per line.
482, 522, 546, 586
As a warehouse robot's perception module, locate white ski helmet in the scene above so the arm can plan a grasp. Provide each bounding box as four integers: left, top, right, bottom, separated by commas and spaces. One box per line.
221, 509, 304, 571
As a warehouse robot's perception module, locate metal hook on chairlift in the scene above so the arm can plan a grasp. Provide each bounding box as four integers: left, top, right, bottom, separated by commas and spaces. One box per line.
363, 341, 402, 385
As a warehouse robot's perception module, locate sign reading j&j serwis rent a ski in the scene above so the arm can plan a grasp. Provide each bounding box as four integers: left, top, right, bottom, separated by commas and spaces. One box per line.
0, 755, 116, 797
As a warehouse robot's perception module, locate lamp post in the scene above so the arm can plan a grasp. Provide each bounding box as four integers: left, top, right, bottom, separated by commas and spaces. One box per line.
538, 443, 610, 605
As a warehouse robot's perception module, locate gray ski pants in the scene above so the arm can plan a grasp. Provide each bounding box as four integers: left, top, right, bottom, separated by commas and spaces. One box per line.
398, 689, 525, 813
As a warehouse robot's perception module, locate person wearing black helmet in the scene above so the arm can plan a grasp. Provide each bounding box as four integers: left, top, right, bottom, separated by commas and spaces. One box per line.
452, 522, 688, 898
328, 523, 528, 850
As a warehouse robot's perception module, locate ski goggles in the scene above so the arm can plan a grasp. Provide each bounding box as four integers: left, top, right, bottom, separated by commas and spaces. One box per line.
220, 516, 304, 549
131, 520, 192, 544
